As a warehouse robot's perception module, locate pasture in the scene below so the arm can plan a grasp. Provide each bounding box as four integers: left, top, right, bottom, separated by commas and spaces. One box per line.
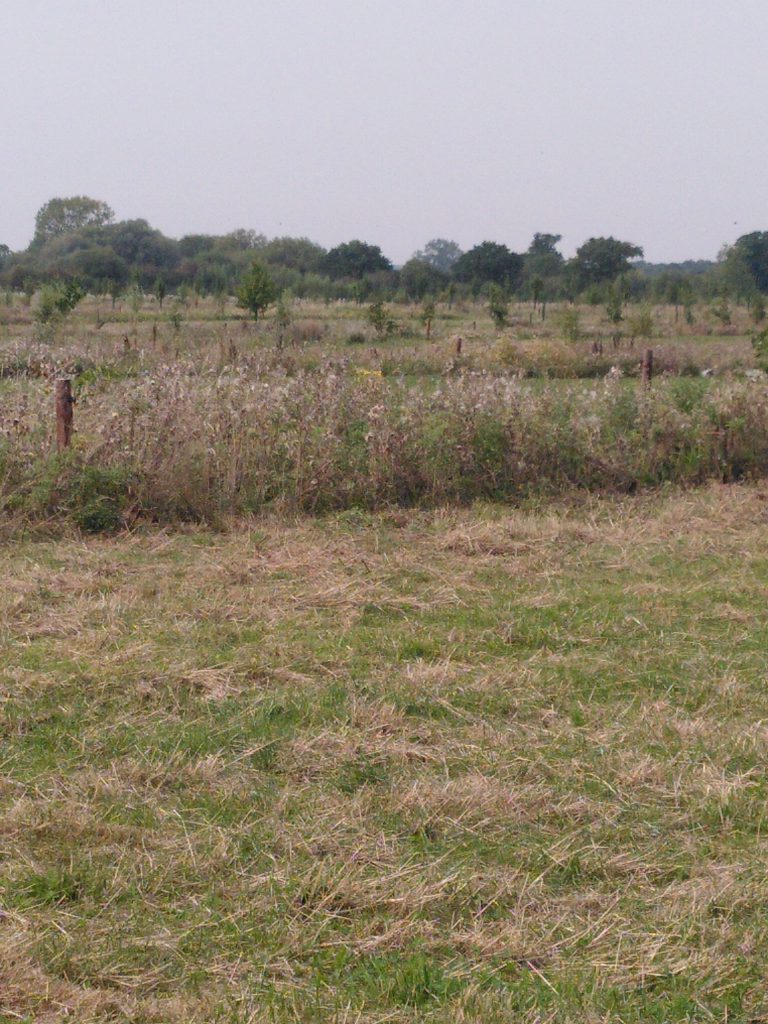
2, 294, 768, 1022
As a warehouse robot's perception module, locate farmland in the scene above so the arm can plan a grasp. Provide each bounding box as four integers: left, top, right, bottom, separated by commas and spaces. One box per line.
2, 295, 768, 1022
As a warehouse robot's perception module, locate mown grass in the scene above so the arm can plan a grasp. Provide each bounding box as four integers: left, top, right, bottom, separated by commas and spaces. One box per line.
3, 484, 768, 1021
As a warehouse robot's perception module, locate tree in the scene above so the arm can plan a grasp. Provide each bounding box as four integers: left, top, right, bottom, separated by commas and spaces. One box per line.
487, 284, 509, 328
452, 242, 523, 289
399, 258, 447, 301
523, 233, 564, 281
321, 240, 393, 280
236, 260, 278, 320
0, 243, 10, 267
724, 232, 768, 293
154, 276, 167, 308
33, 196, 114, 245
260, 236, 326, 273
412, 238, 463, 273
366, 300, 396, 338
572, 237, 643, 288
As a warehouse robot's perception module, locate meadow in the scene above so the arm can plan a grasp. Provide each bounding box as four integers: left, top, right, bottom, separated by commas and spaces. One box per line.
2, 294, 768, 1022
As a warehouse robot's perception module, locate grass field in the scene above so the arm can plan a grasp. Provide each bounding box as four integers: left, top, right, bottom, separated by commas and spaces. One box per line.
3, 483, 768, 1022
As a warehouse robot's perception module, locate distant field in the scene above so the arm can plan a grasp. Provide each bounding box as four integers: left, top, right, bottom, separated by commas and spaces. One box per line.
3, 484, 768, 1022
1, 295, 767, 530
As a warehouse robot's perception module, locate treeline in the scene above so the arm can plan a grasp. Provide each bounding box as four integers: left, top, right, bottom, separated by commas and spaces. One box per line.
2, 195, 768, 305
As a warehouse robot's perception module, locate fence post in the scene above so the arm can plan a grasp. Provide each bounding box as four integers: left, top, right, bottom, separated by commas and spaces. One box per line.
640, 348, 653, 386
55, 378, 74, 451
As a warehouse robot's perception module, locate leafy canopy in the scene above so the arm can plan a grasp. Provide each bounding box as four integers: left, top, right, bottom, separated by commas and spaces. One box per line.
236, 260, 278, 320
33, 196, 114, 246
452, 241, 523, 288
573, 236, 643, 286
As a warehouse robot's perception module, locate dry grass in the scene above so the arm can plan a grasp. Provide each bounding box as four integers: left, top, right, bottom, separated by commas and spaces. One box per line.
3, 483, 768, 1020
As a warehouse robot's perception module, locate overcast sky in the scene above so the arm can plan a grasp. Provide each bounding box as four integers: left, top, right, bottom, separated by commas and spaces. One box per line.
2, 0, 766, 263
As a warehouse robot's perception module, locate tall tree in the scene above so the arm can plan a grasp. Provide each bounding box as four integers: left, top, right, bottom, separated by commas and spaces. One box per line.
524, 233, 564, 279
724, 232, 768, 293
33, 196, 114, 245
412, 238, 463, 273
572, 237, 643, 287
321, 240, 392, 280
452, 241, 523, 288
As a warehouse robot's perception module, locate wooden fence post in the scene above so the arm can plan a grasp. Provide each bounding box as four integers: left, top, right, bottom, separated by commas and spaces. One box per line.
55, 378, 74, 451
640, 348, 653, 387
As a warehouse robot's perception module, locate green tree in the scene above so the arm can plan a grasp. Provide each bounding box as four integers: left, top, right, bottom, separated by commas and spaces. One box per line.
572, 237, 643, 288
366, 300, 396, 338
260, 236, 326, 273
33, 196, 114, 245
321, 240, 393, 280
524, 233, 564, 280
154, 276, 167, 308
487, 284, 509, 328
236, 261, 278, 320
452, 242, 523, 289
722, 232, 768, 294
412, 238, 463, 273
400, 258, 447, 301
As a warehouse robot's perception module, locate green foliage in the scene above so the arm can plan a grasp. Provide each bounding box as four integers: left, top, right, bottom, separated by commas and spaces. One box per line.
558, 307, 582, 341
573, 236, 644, 287
751, 325, 768, 370
487, 284, 509, 328
153, 275, 167, 308
34, 280, 85, 324
236, 260, 279, 320
400, 258, 447, 300
710, 297, 731, 326
366, 300, 396, 338
605, 287, 624, 325
751, 292, 766, 323
524, 233, 565, 281
169, 304, 183, 331
33, 195, 114, 245
628, 306, 654, 340
260, 236, 326, 273
67, 464, 134, 533
726, 231, 768, 293
411, 237, 463, 273
321, 240, 393, 280
420, 299, 436, 329
452, 241, 523, 289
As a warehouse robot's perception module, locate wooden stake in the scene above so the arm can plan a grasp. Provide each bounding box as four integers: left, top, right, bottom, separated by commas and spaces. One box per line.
640, 348, 653, 386
55, 378, 74, 451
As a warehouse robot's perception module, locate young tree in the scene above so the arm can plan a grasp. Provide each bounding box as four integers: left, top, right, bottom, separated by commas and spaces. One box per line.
236, 260, 278, 320
487, 284, 509, 328
366, 300, 396, 338
154, 276, 167, 309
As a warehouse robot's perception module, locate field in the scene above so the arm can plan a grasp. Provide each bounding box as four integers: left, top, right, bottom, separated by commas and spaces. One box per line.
2, 296, 768, 1022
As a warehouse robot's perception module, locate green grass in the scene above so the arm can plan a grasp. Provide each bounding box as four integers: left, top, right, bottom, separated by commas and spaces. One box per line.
2, 484, 768, 1021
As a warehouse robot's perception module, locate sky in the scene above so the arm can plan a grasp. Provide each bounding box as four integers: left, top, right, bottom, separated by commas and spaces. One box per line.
2, 0, 767, 264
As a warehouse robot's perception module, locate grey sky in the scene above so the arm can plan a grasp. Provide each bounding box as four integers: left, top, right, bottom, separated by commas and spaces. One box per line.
3, 0, 767, 263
